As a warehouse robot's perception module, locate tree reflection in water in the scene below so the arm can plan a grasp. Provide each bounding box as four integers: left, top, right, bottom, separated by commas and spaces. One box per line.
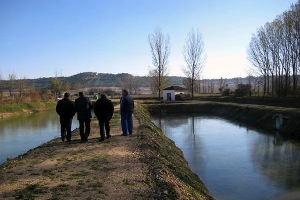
152, 113, 300, 200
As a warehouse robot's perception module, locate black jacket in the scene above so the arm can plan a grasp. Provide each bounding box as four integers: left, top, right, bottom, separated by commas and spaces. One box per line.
75, 96, 93, 120
56, 98, 75, 119
94, 97, 114, 121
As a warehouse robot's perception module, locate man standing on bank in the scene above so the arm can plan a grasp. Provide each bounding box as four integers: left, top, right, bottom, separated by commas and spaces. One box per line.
75, 92, 93, 142
56, 92, 75, 142
94, 93, 114, 141
120, 90, 134, 136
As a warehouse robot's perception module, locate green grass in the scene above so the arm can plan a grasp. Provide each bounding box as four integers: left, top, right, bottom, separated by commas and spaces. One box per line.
0, 102, 56, 113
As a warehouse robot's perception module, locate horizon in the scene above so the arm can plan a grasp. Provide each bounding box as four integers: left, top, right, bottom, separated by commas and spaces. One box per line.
0, 71, 254, 81
0, 0, 297, 80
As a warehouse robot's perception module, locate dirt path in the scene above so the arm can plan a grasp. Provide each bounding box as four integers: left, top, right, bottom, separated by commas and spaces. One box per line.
0, 110, 152, 199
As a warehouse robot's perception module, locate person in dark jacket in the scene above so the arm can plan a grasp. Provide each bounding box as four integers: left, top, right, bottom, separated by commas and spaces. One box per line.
56, 92, 75, 142
94, 93, 114, 141
120, 90, 134, 136
75, 92, 93, 142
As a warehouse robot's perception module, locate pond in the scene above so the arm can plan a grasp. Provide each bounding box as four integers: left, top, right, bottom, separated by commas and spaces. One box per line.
0, 111, 79, 165
152, 114, 300, 200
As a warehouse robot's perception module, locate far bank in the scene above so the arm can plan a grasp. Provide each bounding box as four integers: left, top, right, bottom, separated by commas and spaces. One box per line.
144, 101, 300, 139
0, 102, 56, 119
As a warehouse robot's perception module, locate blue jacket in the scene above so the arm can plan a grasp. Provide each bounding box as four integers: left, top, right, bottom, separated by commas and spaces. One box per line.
120, 95, 134, 112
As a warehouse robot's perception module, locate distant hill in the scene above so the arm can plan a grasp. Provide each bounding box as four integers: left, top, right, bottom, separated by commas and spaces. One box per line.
0, 72, 251, 93
0, 72, 187, 90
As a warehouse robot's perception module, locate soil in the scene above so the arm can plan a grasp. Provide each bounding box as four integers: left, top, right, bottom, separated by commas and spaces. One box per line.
0, 109, 152, 199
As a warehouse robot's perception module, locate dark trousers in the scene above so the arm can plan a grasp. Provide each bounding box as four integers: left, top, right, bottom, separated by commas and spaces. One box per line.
99, 119, 110, 140
60, 118, 72, 141
79, 119, 91, 141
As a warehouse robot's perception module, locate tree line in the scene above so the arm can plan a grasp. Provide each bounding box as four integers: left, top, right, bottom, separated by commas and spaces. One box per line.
148, 28, 206, 99
248, 1, 300, 97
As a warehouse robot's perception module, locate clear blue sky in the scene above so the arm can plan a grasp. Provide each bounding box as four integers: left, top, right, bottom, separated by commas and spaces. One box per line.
0, 0, 297, 80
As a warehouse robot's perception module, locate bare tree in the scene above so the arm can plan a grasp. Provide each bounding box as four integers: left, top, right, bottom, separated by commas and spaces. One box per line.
18, 77, 27, 98
8, 73, 16, 97
248, 1, 300, 97
64, 81, 71, 92
50, 76, 63, 99
182, 77, 192, 93
119, 74, 141, 94
148, 28, 170, 99
132, 77, 142, 95
148, 68, 169, 95
248, 31, 271, 95
0, 73, 2, 97
182, 29, 206, 99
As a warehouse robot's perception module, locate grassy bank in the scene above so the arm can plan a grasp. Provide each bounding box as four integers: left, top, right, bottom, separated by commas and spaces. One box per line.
135, 103, 214, 199
144, 101, 300, 139
0, 102, 56, 118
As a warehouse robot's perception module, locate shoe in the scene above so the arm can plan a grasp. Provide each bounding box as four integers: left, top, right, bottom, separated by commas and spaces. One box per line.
99, 138, 104, 142
129, 133, 132, 135
121, 133, 128, 136
61, 133, 66, 141
106, 135, 111, 139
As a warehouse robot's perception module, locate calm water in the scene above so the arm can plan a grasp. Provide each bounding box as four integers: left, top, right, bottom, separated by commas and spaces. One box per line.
152, 114, 300, 200
0, 111, 79, 165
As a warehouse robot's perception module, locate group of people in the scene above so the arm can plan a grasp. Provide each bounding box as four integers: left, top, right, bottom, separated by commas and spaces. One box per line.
55, 90, 134, 142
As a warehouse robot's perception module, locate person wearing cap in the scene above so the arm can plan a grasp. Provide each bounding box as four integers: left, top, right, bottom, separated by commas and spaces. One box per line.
75, 92, 93, 142
94, 93, 114, 141
56, 92, 75, 142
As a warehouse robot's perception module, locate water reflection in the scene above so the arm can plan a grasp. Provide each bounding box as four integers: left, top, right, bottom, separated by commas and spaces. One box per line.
251, 134, 300, 190
0, 111, 79, 165
152, 114, 300, 200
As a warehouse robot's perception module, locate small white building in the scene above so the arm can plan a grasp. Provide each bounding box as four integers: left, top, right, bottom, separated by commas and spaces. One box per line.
163, 86, 188, 101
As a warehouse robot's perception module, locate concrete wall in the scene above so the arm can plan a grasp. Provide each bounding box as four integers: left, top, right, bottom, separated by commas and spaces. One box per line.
163, 90, 175, 101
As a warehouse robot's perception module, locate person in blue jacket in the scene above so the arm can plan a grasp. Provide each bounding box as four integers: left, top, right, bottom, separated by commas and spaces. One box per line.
120, 90, 134, 136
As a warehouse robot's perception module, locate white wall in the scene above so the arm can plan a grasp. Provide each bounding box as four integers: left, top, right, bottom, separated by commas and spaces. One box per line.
163, 90, 175, 101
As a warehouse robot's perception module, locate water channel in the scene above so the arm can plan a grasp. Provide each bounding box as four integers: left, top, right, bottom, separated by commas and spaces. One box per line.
151, 114, 300, 200
1, 111, 300, 199
0, 111, 78, 165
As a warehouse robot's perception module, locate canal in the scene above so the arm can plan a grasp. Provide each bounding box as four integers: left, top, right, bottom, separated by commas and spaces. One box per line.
152, 114, 300, 200
0, 111, 78, 165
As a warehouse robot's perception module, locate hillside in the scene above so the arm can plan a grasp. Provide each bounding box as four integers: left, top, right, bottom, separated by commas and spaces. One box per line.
0, 72, 248, 91
1, 72, 185, 90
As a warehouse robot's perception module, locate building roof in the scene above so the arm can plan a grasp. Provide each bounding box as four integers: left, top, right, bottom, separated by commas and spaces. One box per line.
163, 86, 187, 91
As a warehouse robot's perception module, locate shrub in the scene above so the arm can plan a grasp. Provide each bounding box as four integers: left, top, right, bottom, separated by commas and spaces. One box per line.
235, 84, 252, 97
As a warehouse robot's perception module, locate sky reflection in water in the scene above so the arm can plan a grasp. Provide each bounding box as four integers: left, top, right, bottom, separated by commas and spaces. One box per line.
152, 114, 300, 200
0, 111, 78, 164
